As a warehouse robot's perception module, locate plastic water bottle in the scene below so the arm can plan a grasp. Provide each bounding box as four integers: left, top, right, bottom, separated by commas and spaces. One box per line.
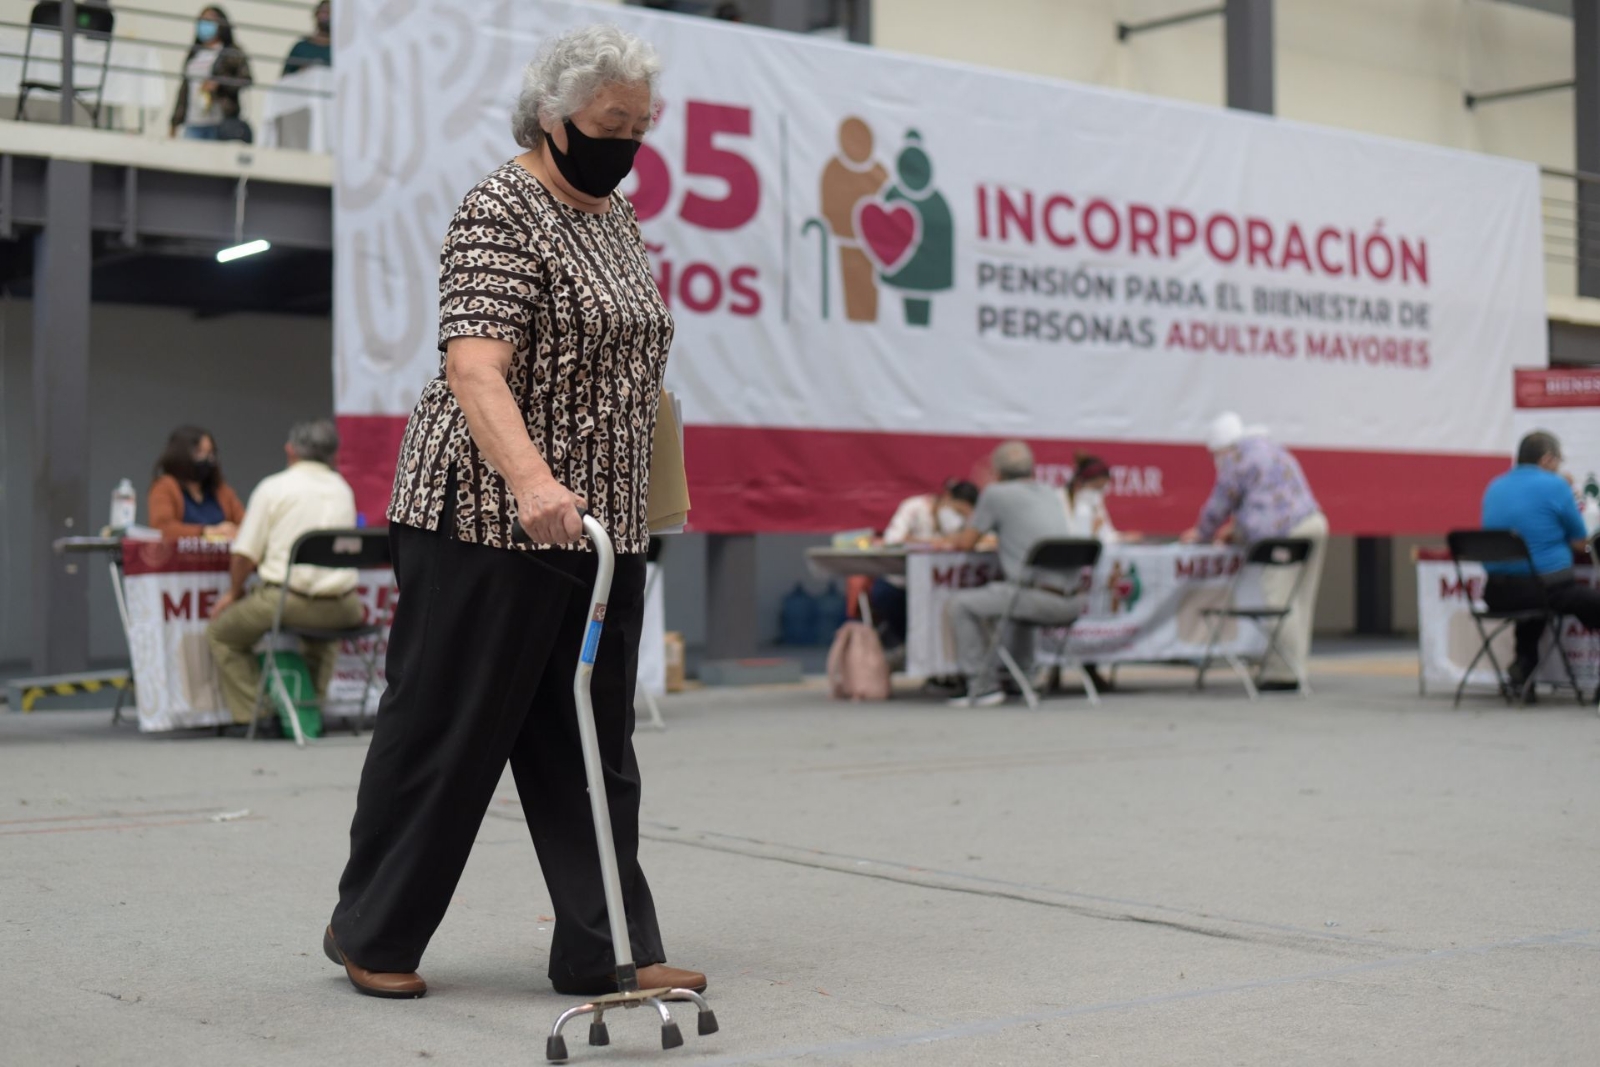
813, 582, 847, 644
779, 583, 819, 646
110, 478, 137, 530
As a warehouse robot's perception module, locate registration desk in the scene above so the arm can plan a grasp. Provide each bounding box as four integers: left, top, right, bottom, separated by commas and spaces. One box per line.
808, 542, 1267, 678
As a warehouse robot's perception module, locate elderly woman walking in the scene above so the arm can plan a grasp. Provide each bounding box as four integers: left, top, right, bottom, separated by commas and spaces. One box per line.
324, 24, 702, 1000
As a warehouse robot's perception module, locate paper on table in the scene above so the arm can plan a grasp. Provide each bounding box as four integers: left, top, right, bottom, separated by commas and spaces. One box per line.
648, 388, 690, 534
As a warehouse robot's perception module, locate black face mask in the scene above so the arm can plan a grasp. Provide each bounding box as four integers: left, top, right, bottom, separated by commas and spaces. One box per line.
192, 458, 216, 482
546, 119, 640, 199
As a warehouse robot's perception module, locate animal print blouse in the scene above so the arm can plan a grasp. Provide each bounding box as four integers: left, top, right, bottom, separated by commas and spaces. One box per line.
387, 161, 673, 554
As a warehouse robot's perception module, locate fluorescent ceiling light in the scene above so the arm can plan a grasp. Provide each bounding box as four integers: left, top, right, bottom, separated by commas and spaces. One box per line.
216, 239, 271, 263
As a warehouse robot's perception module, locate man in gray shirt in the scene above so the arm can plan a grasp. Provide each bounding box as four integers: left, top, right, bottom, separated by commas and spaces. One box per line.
946, 441, 1078, 706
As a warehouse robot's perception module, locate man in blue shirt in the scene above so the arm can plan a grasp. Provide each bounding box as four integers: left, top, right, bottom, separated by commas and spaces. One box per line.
1480, 430, 1599, 690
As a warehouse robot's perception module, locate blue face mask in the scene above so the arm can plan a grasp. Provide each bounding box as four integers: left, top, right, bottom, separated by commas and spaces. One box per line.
196, 18, 219, 43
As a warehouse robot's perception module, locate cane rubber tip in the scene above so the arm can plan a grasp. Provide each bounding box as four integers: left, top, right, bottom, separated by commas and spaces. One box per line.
661, 1022, 684, 1049
698, 1010, 720, 1036
546, 1035, 568, 1061
588, 1021, 610, 1047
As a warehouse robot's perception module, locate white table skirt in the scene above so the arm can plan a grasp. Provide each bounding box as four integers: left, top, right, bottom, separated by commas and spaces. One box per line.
905, 544, 1268, 678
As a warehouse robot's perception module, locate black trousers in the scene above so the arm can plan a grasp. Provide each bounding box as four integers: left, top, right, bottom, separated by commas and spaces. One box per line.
1483, 575, 1600, 670
868, 579, 908, 648
330, 522, 663, 984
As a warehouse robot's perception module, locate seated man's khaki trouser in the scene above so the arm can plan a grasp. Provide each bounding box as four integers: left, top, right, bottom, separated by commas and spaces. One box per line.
948, 581, 1082, 690
206, 584, 364, 725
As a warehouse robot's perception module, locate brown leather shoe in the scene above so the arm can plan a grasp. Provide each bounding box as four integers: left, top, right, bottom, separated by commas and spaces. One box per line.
552, 963, 707, 996
323, 925, 427, 999
639, 963, 707, 993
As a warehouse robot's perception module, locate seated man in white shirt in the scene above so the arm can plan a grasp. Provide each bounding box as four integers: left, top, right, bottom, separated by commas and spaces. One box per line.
882, 480, 979, 548
206, 419, 365, 727
872, 480, 979, 649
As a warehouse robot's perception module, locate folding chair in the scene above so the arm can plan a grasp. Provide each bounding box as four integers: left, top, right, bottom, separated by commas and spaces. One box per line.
1444, 529, 1584, 709
15, 1, 116, 126
1589, 532, 1600, 716
247, 529, 390, 746
1195, 538, 1313, 700
980, 538, 1102, 708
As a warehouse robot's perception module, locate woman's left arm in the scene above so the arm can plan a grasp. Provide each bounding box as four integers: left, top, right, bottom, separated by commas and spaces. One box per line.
221, 484, 246, 525
1097, 500, 1120, 545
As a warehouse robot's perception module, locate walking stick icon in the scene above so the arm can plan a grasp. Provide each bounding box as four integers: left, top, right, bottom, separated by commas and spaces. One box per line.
801, 217, 830, 320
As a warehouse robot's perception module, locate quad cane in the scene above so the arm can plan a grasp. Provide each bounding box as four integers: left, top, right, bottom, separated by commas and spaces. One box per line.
516, 513, 717, 1061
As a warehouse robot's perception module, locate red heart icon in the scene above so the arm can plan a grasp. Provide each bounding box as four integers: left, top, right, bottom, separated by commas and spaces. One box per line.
854, 200, 921, 275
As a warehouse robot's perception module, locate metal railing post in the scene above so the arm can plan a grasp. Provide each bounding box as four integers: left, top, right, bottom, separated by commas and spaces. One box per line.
58, 0, 77, 125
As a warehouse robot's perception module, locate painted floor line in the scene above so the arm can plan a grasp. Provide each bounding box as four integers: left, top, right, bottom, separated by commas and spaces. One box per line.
643, 823, 1402, 951
0, 806, 221, 827
0, 815, 261, 837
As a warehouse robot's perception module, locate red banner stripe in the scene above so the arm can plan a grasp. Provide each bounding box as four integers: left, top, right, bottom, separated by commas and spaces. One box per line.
339, 415, 1504, 537
1514, 367, 1600, 409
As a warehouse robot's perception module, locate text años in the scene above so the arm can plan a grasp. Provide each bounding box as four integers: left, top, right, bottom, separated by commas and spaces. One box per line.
647, 244, 761, 316
628, 100, 765, 317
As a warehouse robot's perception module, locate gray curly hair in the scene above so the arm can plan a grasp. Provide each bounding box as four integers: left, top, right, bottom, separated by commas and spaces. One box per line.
511, 24, 662, 150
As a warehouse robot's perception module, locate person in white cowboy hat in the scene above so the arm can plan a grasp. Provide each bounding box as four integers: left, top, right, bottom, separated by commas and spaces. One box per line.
1181, 412, 1328, 690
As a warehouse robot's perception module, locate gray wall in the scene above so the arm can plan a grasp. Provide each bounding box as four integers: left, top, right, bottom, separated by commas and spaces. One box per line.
655, 531, 834, 650
1, 299, 335, 666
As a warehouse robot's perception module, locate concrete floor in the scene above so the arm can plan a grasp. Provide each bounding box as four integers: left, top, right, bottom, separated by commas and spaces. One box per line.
3, 660, 1599, 1066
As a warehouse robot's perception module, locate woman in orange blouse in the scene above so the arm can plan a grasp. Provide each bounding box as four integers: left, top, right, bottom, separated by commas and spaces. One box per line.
148, 425, 245, 540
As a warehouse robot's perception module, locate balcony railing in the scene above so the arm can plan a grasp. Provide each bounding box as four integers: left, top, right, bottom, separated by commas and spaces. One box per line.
0, 0, 330, 150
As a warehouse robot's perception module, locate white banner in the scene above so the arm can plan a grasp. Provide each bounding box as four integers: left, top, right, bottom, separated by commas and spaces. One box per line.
335, 0, 1545, 536
905, 545, 1267, 678
1415, 560, 1599, 695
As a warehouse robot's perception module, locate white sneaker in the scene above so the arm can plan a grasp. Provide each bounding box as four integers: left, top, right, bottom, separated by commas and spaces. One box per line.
948, 688, 1005, 708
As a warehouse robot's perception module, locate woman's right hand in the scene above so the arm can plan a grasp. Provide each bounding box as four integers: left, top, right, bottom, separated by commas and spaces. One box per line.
205, 521, 239, 539
515, 474, 586, 545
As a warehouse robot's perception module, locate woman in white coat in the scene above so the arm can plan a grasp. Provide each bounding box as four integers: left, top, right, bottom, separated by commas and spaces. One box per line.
1062, 453, 1125, 543
1061, 453, 1137, 692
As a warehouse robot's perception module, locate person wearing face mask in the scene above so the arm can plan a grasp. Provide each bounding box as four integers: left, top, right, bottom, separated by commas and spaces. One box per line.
1060, 454, 1132, 693
1479, 430, 1600, 699
881, 479, 979, 548
148, 425, 246, 541
170, 6, 253, 141
325, 25, 704, 1003
1062, 453, 1121, 544
870, 480, 979, 650
1181, 412, 1327, 691
283, 0, 332, 75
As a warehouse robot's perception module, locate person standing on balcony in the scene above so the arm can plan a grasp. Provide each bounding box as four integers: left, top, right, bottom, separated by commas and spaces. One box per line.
171, 6, 253, 142
283, 1, 332, 75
